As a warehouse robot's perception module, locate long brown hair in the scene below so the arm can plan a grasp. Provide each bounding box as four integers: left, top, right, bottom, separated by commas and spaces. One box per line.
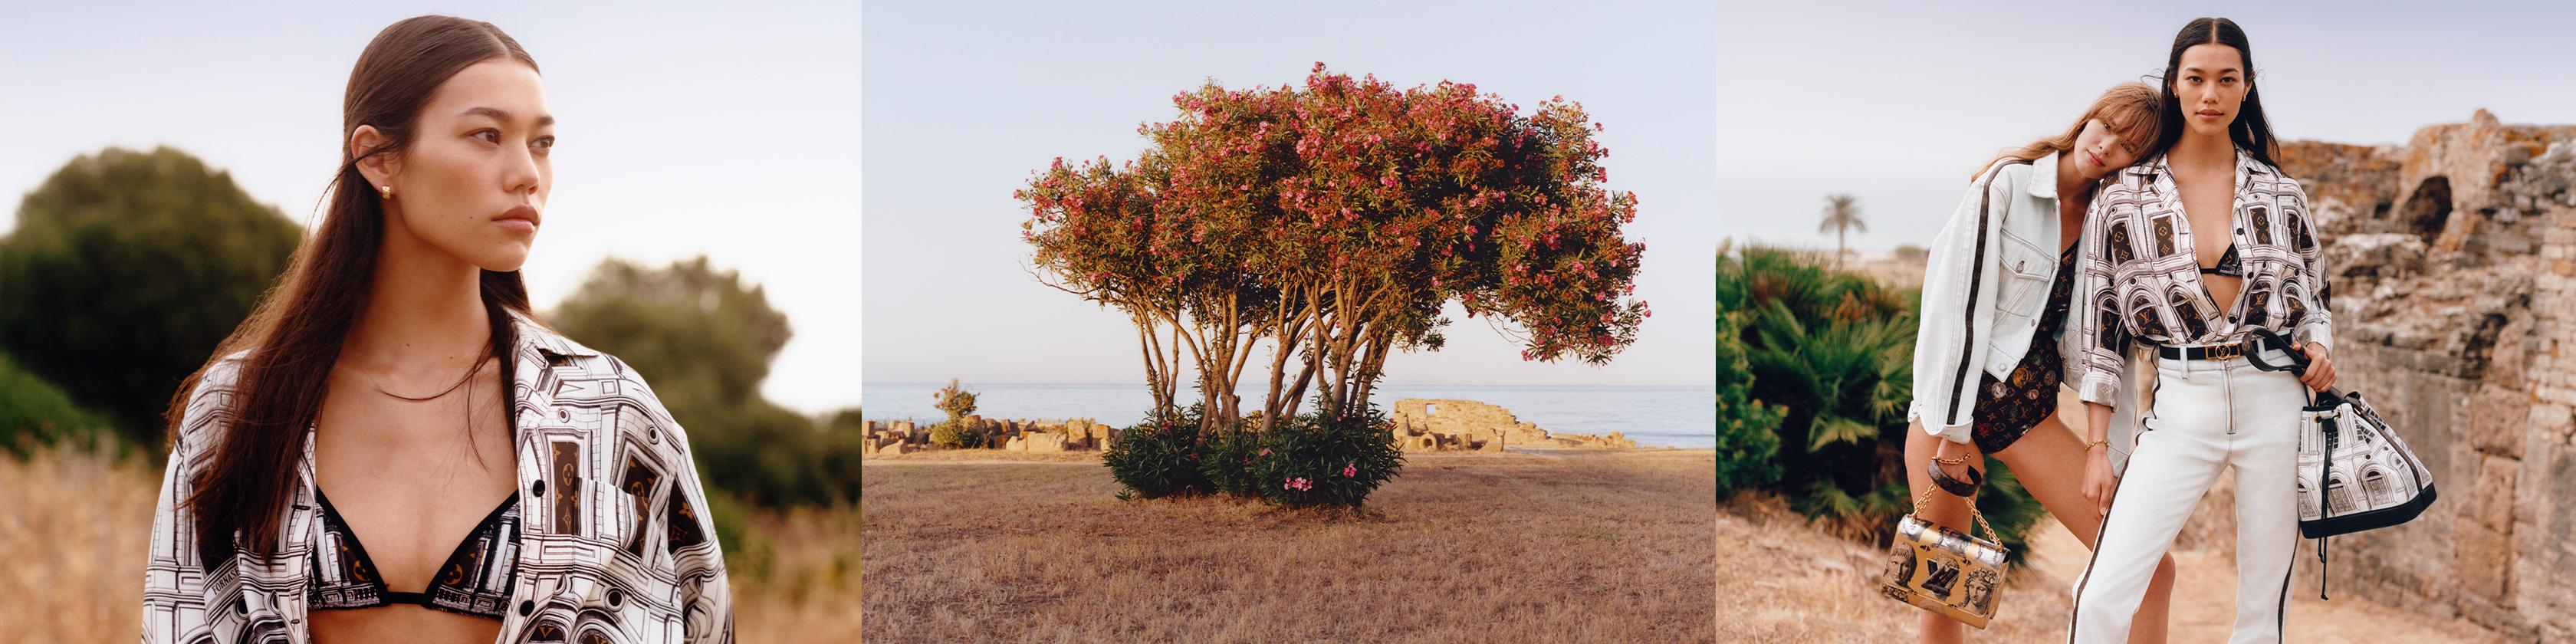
1973, 83, 2166, 182
169, 15, 539, 560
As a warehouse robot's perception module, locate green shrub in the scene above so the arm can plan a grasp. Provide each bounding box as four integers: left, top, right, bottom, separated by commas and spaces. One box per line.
1198, 424, 1264, 497
1247, 402, 1405, 510
928, 420, 984, 450
1103, 406, 1212, 498
0, 351, 117, 458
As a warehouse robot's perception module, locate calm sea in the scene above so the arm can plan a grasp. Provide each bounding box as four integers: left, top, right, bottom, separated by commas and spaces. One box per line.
859, 383, 1715, 449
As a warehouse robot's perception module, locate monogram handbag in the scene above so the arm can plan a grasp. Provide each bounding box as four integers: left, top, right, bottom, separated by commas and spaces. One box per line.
1879, 465, 2009, 628
2242, 329, 2438, 598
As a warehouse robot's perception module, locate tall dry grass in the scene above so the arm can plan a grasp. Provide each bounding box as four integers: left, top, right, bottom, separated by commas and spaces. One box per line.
1, 442, 156, 641
0, 444, 868, 642
859, 448, 1720, 643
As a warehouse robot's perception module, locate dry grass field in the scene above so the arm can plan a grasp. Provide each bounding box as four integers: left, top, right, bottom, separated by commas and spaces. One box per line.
0, 444, 867, 642
859, 448, 1720, 643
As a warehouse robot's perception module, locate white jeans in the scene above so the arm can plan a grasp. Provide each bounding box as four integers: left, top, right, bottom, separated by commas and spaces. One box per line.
2069, 351, 2306, 644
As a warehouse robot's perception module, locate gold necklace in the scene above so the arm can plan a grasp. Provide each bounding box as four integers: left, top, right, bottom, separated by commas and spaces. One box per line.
364, 355, 491, 402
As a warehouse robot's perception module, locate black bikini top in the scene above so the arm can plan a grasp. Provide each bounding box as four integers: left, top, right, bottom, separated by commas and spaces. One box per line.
308, 489, 523, 619
2200, 243, 2244, 278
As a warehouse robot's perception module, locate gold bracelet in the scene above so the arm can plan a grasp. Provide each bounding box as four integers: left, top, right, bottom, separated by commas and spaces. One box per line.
2085, 439, 2108, 451
1933, 455, 1970, 465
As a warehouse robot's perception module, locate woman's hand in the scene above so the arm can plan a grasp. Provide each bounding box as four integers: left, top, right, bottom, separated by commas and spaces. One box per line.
2082, 442, 2117, 518
2297, 341, 2337, 392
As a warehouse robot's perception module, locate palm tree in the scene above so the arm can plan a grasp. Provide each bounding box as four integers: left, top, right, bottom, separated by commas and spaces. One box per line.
1819, 194, 1865, 269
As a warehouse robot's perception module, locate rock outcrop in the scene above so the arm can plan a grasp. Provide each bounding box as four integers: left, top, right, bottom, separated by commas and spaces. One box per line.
1386, 398, 1636, 452
2265, 110, 2576, 640
860, 416, 1117, 456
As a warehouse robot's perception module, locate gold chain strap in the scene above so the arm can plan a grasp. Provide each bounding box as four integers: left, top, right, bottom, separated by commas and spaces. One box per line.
1911, 488, 2004, 547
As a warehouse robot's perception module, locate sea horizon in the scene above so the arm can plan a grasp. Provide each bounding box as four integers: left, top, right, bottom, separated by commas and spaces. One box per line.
860, 382, 1717, 449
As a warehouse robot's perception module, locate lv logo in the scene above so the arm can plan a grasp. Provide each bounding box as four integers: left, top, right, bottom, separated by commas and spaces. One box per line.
1922, 557, 1960, 596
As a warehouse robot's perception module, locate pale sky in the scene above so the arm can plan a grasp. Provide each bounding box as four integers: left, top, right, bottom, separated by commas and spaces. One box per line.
861, 0, 1721, 387
0, 2, 862, 416
1717, 2, 2576, 255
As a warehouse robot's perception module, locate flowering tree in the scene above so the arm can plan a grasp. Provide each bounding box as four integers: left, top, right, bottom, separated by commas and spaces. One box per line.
1021, 64, 1649, 432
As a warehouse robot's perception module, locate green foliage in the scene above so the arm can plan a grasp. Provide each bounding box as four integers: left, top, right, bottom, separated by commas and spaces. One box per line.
1102, 406, 1214, 499
0, 350, 118, 458
1245, 402, 1405, 510
932, 378, 978, 422
925, 378, 982, 449
553, 256, 791, 415
0, 146, 300, 448
553, 256, 858, 508
928, 421, 984, 450
1715, 245, 2043, 563
1710, 294, 1784, 491
1198, 424, 1265, 497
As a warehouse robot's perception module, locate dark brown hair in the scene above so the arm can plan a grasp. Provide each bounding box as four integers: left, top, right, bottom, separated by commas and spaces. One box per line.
170, 15, 538, 560
2157, 17, 2279, 167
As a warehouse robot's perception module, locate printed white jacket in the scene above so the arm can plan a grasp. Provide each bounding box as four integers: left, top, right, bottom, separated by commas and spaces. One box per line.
1907, 154, 2147, 470
142, 312, 734, 643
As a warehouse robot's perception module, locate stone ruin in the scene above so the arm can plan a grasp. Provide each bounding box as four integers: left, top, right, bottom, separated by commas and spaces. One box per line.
859, 416, 1118, 456
1386, 398, 1636, 452
2246, 110, 2576, 639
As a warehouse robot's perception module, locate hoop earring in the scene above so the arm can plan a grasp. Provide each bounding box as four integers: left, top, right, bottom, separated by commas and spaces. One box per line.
378, 185, 395, 200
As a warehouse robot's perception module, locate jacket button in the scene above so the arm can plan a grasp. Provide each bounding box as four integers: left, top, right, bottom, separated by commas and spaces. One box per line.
532, 480, 547, 497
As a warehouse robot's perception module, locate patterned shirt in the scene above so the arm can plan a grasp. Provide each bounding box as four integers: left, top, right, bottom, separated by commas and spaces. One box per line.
2072, 148, 2334, 405
143, 312, 734, 643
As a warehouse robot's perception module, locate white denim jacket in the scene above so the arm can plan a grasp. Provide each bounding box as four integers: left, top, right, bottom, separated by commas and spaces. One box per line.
142, 312, 734, 643
1907, 154, 2144, 470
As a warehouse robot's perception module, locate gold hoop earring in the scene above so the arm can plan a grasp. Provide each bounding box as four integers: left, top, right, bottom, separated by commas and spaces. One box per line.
378, 185, 394, 200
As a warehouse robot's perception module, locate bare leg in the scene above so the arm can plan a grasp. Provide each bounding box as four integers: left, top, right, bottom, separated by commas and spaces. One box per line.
1904, 422, 1976, 644
1996, 412, 2176, 644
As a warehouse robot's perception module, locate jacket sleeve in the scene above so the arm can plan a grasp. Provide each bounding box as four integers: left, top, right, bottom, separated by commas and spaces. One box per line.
2073, 188, 2133, 406
143, 360, 238, 644
1908, 168, 2016, 444
610, 357, 735, 643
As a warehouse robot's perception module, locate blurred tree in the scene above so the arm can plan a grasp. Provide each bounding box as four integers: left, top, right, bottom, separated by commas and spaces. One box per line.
0, 146, 300, 449
1819, 193, 1865, 269
0, 350, 117, 458
552, 256, 856, 507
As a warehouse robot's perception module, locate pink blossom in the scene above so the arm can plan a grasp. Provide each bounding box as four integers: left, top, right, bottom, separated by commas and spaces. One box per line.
1342, 463, 1357, 478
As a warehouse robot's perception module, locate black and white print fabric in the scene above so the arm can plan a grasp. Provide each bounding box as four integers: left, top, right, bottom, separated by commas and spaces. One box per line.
2072, 147, 2334, 405
143, 312, 734, 643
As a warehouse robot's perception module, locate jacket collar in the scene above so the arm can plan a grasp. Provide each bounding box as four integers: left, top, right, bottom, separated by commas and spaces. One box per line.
2026, 153, 2061, 201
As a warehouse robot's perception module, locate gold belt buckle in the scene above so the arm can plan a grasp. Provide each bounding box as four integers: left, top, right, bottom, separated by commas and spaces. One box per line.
2208, 343, 2242, 360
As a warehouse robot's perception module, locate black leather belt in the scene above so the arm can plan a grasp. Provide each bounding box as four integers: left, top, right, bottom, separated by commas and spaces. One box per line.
2156, 343, 2246, 361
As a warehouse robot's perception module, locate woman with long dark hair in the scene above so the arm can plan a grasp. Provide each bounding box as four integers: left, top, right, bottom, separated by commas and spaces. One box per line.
1904, 82, 2176, 643
2067, 17, 2335, 643
142, 16, 732, 643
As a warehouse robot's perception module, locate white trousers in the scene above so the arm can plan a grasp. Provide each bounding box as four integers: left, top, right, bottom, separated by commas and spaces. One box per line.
2069, 353, 2306, 644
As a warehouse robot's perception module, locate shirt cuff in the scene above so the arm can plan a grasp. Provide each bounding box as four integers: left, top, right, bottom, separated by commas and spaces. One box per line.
2078, 370, 2123, 407
2295, 321, 2334, 353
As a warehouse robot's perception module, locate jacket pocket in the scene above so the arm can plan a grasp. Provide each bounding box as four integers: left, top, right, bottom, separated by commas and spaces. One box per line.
1993, 231, 2055, 323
